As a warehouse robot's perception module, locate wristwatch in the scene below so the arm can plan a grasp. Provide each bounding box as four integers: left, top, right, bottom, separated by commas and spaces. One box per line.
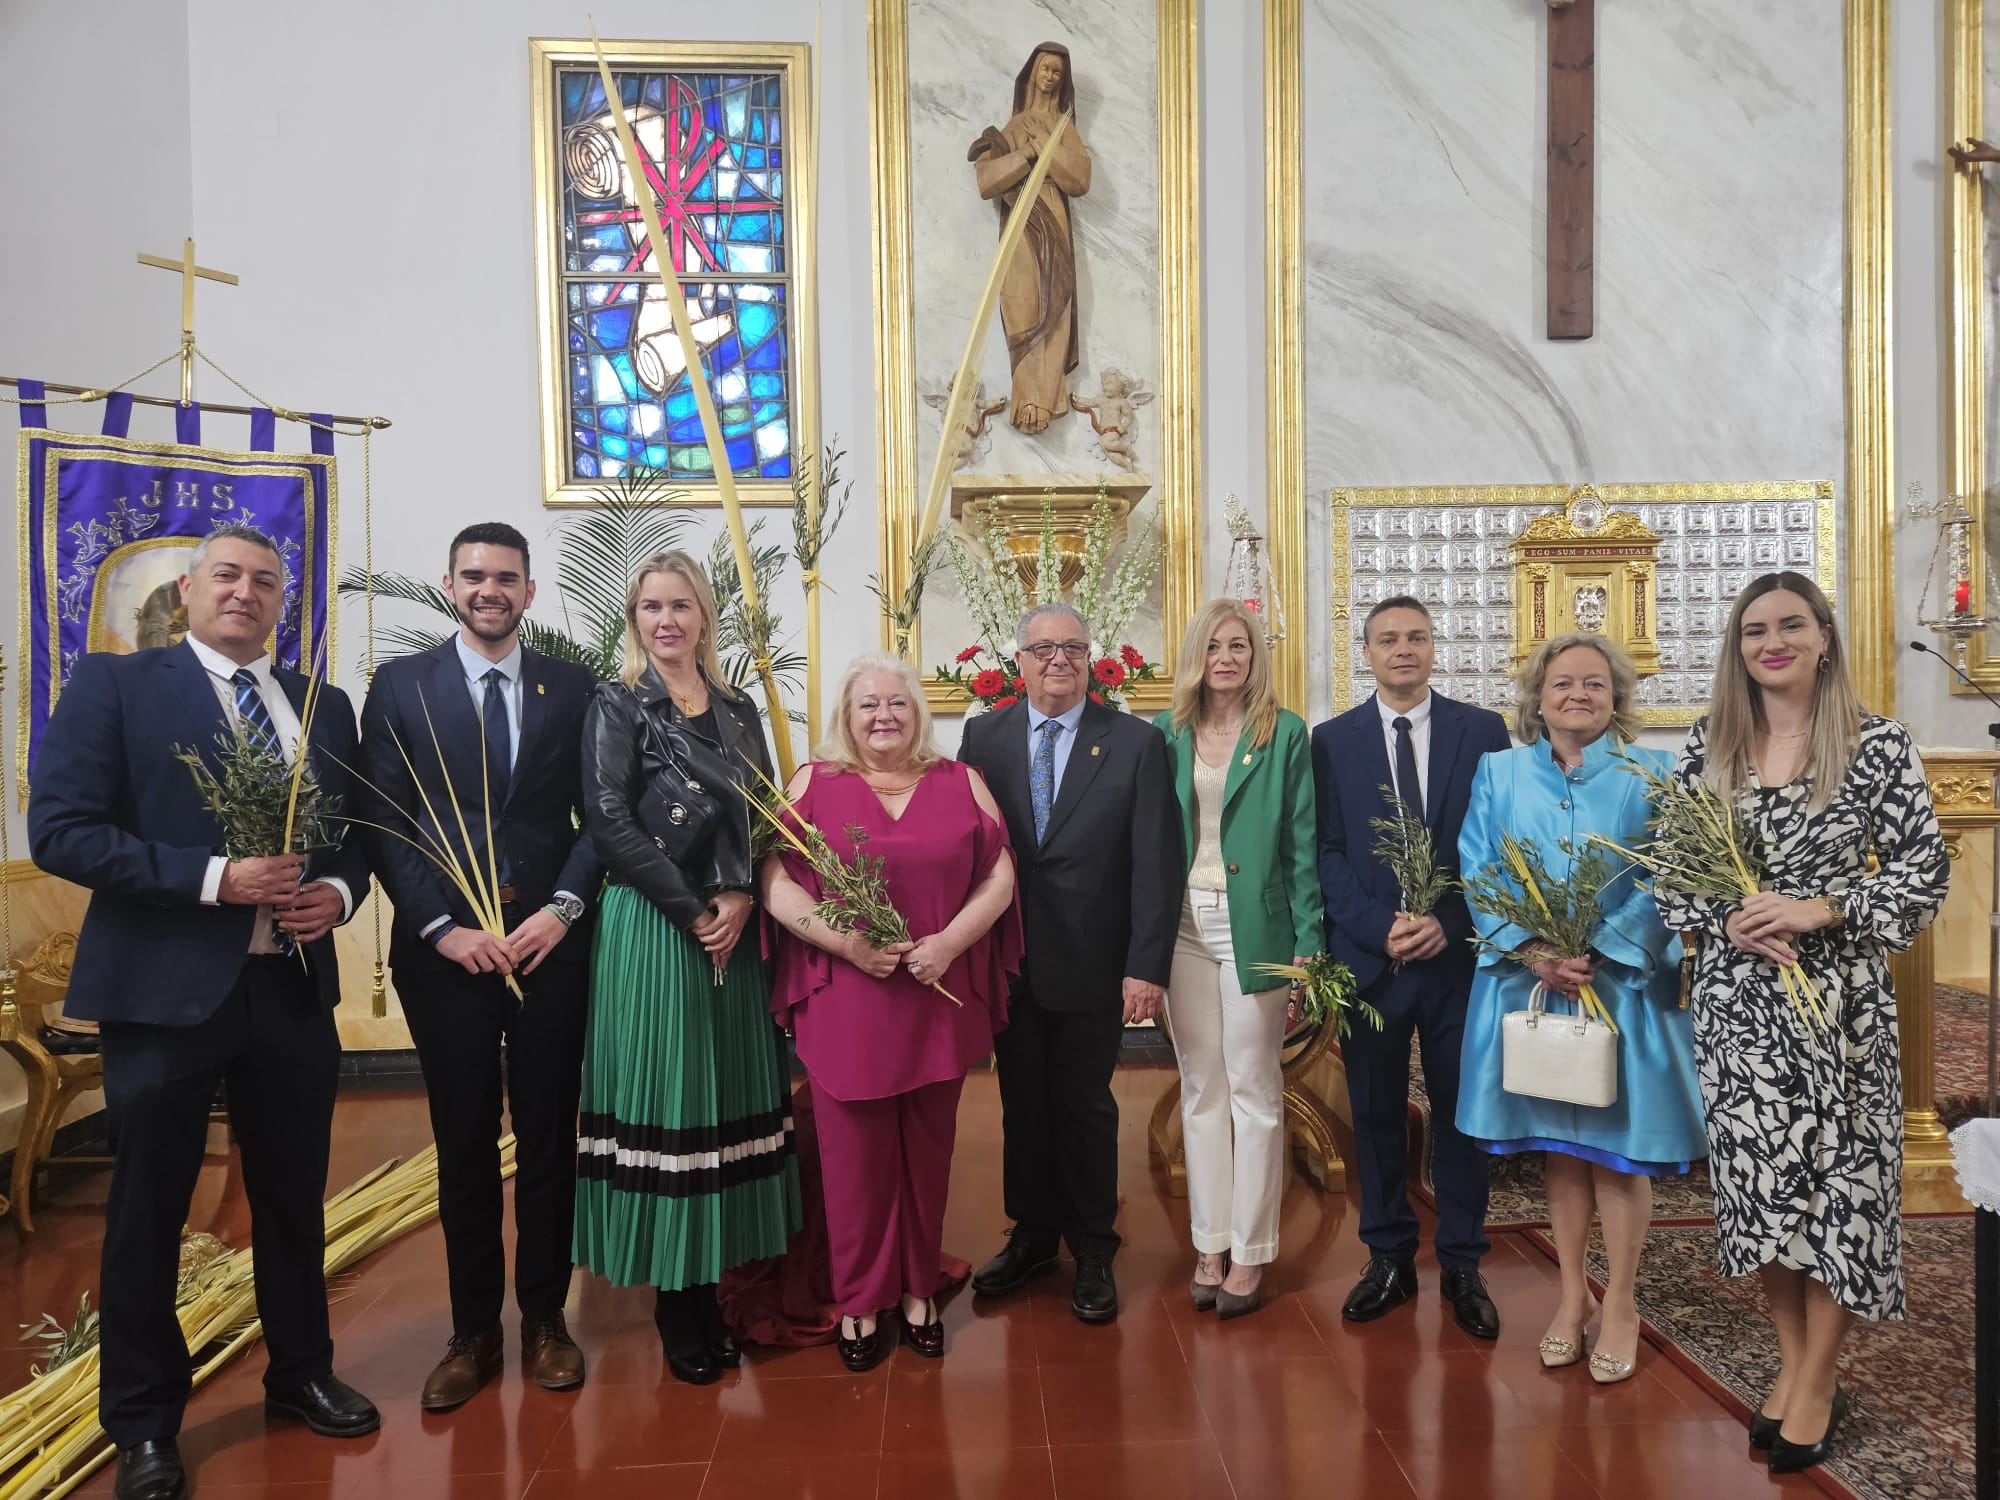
546, 895, 586, 929
1821, 893, 1847, 929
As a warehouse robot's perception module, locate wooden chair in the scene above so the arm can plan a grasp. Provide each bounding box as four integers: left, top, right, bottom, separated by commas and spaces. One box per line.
1, 931, 108, 1235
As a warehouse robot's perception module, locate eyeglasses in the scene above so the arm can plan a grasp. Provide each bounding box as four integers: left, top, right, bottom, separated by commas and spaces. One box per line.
1021, 640, 1090, 663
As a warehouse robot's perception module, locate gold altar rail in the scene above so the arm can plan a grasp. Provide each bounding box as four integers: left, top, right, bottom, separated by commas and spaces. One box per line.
0, 376, 391, 431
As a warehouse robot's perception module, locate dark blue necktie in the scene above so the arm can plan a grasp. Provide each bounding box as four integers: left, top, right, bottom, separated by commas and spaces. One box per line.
230, 669, 281, 754
1393, 714, 1424, 824
481, 668, 512, 805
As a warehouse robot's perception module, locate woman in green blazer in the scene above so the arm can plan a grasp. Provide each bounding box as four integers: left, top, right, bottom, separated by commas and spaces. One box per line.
1158, 598, 1324, 1319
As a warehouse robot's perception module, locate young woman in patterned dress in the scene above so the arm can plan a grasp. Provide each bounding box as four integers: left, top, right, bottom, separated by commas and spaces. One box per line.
1655, 572, 1948, 1475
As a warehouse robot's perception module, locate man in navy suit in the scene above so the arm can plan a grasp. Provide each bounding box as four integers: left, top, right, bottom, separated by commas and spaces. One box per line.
1312, 594, 1511, 1339
29, 525, 378, 1500
358, 521, 602, 1411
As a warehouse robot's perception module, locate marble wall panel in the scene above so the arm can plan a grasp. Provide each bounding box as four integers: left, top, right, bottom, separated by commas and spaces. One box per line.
907, 0, 1164, 670
1300, 0, 1847, 715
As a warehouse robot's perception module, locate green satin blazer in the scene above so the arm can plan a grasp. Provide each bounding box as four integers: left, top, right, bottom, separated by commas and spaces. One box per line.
1157, 706, 1326, 992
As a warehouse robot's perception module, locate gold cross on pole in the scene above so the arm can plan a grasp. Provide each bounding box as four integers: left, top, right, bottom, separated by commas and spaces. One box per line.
137, 238, 238, 403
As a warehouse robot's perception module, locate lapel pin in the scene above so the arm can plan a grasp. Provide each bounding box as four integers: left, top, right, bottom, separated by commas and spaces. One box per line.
1242, 753, 1253, 766
1091, 745, 1101, 757
536, 683, 545, 695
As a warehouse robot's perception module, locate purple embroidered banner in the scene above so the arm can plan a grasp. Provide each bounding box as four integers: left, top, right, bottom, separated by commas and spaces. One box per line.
16, 409, 337, 792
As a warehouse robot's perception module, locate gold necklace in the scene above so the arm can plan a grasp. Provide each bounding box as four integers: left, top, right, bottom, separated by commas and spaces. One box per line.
865, 774, 922, 796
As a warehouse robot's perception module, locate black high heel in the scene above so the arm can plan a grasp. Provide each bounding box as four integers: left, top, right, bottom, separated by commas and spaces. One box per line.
900, 1298, 944, 1359
654, 1287, 721, 1386
1768, 1387, 1849, 1474
837, 1313, 888, 1372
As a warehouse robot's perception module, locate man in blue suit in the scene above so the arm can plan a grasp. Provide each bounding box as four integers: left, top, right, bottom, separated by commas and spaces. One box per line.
29, 524, 378, 1500
1312, 594, 1511, 1338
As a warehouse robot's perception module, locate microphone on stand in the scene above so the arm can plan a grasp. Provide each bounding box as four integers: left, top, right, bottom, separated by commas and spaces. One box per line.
1909, 638, 2000, 741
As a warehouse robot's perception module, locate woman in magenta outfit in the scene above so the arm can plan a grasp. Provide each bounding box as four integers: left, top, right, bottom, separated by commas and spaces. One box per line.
761, 652, 1022, 1371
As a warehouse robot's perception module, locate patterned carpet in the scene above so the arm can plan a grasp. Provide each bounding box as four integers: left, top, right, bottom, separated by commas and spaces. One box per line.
1936, 983, 1995, 1129
1529, 1219, 1976, 1500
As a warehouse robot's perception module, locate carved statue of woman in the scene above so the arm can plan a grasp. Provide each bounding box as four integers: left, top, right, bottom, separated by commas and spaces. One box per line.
969, 42, 1092, 435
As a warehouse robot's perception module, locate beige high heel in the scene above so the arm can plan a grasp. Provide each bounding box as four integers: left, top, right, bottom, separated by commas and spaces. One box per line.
1539, 1300, 1599, 1368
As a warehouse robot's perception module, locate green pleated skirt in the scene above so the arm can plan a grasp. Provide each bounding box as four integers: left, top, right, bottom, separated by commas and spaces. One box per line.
573, 883, 801, 1290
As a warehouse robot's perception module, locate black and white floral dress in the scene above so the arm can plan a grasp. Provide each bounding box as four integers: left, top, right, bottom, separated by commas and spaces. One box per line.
1654, 716, 1948, 1321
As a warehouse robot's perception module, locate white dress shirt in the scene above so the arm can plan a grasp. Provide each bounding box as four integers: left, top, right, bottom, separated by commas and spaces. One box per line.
187, 634, 353, 950
1375, 689, 1433, 812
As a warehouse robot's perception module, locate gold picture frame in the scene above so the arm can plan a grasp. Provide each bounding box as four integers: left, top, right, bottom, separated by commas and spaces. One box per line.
1326, 481, 1838, 728
1266, 0, 1895, 714
866, 0, 1201, 714
529, 37, 820, 508
1948, 0, 2000, 692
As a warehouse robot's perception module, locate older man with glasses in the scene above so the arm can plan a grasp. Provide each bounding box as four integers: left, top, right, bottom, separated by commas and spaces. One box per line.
958, 604, 1182, 1323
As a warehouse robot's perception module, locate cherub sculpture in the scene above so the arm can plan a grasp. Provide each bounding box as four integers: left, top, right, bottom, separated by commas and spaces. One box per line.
924, 374, 1010, 471
1070, 367, 1153, 472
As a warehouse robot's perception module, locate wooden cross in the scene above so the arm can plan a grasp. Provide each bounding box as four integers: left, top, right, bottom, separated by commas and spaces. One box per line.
137, 238, 238, 401
1546, 0, 1594, 340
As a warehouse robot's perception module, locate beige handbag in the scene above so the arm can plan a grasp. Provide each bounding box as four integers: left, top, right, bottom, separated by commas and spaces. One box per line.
1501, 984, 1618, 1109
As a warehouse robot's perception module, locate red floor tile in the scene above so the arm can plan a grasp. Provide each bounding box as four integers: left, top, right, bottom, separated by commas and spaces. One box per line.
881, 1362, 1047, 1451
710, 1371, 888, 1460
1048, 1439, 1236, 1500
2, 1074, 1823, 1499
696, 1453, 882, 1499
878, 1445, 1059, 1499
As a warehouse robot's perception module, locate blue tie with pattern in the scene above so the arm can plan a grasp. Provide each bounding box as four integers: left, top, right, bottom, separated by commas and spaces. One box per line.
1031, 717, 1061, 844
230, 669, 281, 754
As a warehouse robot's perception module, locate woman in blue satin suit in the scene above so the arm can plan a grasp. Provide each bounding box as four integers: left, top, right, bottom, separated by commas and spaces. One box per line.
1457, 633, 1705, 1387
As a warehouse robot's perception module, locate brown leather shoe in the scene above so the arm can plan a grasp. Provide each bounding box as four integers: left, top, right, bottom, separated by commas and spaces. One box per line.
522, 1313, 586, 1391
420, 1327, 502, 1412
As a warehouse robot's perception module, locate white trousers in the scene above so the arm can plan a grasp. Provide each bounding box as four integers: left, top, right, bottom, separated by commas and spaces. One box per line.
1165, 888, 1288, 1265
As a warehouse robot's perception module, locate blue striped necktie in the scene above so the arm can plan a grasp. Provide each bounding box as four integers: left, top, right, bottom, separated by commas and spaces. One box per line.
230, 669, 282, 755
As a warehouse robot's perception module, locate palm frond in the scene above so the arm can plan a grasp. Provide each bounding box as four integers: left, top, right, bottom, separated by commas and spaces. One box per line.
551, 470, 691, 648
337, 569, 455, 620
367, 624, 453, 660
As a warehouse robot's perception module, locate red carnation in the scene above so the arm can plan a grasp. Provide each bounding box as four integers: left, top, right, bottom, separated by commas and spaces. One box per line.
956, 644, 984, 663
970, 668, 1006, 698
1243, 597, 1261, 612
1011, 677, 1026, 692
1090, 691, 1106, 704
1119, 644, 1145, 669
993, 694, 1019, 709
1092, 658, 1126, 687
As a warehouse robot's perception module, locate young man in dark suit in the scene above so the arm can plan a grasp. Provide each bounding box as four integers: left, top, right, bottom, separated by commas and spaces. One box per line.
958, 603, 1183, 1323
357, 522, 602, 1410
30, 524, 378, 1500
1312, 594, 1512, 1338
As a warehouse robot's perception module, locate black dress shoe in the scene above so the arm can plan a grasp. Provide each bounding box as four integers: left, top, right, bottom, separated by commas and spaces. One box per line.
113, 1439, 185, 1500
1768, 1387, 1849, 1474
837, 1315, 889, 1372
264, 1373, 381, 1437
1071, 1253, 1118, 1323
900, 1299, 945, 1359
1340, 1257, 1417, 1322
972, 1231, 1060, 1298
1440, 1265, 1500, 1340
693, 1285, 742, 1368
1747, 1409, 1782, 1449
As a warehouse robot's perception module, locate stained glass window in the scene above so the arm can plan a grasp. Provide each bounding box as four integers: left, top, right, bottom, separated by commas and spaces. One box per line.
554, 64, 794, 484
